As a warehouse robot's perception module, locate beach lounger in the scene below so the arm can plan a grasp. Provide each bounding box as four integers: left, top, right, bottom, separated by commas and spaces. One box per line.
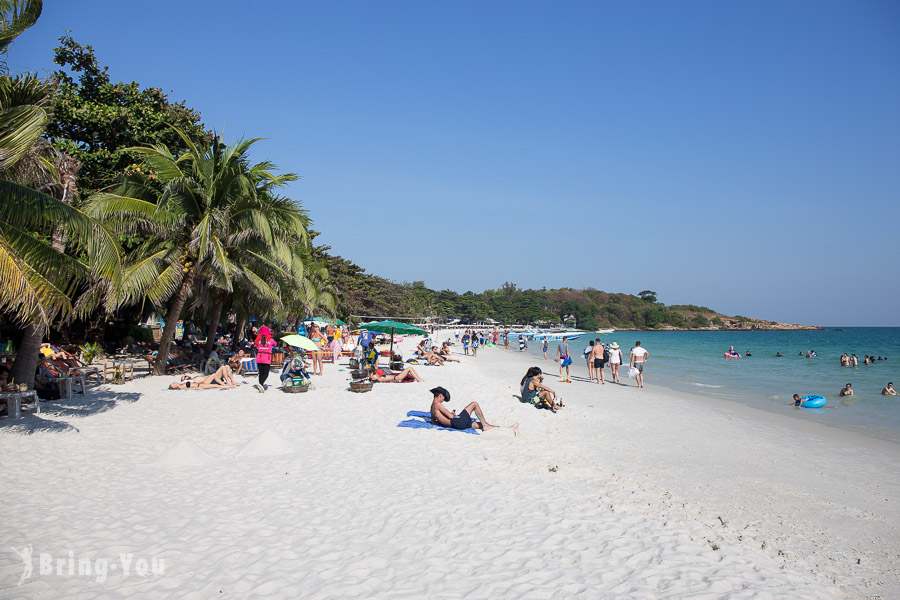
241, 358, 258, 374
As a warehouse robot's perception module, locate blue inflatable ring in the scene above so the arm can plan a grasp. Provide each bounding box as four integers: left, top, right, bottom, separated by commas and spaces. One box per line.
800, 395, 826, 408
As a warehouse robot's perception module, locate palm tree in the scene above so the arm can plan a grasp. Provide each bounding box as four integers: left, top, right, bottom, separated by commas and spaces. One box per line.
88, 131, 312, 374
0, 67, 121, 386
0, 0, 41, 73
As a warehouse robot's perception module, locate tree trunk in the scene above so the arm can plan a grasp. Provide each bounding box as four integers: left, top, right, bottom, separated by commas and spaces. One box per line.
9, 322, 44, 390
233, 314, 247, 352
153, 272, 195, 376
203, 294, 225, 353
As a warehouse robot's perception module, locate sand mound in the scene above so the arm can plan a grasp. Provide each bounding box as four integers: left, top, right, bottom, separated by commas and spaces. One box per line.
158, 439, 216, 467
236, 429, 294, 457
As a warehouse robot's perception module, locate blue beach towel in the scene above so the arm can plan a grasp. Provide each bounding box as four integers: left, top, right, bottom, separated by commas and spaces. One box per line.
397, 410, 480, 435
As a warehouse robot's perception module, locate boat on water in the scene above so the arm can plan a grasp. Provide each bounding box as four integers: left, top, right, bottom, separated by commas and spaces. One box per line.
506, 328, 586, 341
595, 328, 615, 334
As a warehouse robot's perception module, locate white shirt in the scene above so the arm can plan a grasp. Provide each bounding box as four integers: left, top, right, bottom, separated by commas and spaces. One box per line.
631, 347, 648, 362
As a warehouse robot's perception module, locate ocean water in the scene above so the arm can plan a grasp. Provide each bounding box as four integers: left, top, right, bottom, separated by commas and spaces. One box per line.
519, 328, 900, 443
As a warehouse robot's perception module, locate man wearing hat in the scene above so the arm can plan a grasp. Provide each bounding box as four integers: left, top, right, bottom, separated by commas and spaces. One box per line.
429, 386, 500, 432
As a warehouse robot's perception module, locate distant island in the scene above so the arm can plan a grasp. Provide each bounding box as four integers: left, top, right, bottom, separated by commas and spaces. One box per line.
317, 248, 821, 331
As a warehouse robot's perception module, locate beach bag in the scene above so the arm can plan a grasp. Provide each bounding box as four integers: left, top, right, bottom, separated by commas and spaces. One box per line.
603, 347, 610, 361
561, 356, 572, 367
627, 366, 639, 379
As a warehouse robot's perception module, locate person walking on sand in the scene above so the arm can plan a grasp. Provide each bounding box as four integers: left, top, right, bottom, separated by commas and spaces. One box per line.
607, 342, 623, 383
254, 326, 278, 393
429, 386, 517, 433
630, 341, 649, 388
584, 340, 595, 381
556, 336, 572, 383
591, 339, 606, 384
541, 337, 549, 360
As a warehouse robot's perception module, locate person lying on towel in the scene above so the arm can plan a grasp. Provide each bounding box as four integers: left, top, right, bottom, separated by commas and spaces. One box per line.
168, 365, 237, 389
369, 366, 423, 383
429, 386, 517, 433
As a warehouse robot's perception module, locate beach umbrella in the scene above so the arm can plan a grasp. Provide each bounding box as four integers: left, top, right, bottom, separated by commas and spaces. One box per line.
333, 318, 347, 326
309, 317, 330, 323
358, 320, 426, 358
278, 334, 319, 352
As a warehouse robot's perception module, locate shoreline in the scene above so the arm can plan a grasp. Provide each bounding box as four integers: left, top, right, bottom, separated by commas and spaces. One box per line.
0, 331, 897, 598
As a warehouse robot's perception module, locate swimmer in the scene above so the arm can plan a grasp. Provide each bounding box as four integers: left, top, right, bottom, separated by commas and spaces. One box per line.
839, 383, 853, 397
882, 382, 898, 396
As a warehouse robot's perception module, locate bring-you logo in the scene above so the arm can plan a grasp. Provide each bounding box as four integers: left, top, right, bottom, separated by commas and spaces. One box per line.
9, 545, 164, 585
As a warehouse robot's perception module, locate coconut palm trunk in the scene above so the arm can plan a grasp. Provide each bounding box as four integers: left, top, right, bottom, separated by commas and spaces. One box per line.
153, 271, 195, 375
8, 322, 43, 389
203, 294, 225, 353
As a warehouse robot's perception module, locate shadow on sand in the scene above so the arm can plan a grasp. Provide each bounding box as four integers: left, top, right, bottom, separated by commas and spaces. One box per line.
0, 389, 141, 435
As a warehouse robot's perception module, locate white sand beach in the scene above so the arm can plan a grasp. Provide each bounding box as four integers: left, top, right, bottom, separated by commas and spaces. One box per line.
1, 332, 898, 599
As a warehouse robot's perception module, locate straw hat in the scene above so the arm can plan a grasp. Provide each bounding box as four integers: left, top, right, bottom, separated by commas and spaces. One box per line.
610, 342, 620, 349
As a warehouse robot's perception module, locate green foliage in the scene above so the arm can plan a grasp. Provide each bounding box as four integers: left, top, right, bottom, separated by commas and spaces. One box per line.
712, 317, 725, 326
0, 1, 42, 72
638, 290, 657, 303
78, 340, 102, 364
691, 314, 710, 328
45, 35, 211, 196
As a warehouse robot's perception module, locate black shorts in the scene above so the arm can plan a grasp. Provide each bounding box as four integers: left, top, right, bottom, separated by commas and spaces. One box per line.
594, 358, 606, 368
449, 409, 472, 430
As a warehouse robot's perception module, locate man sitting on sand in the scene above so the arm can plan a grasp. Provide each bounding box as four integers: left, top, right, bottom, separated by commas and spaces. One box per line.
168, 365, 237, 389
429, 386, 516, 432
883, 382, 898, 396
839, 383, 854, 397
369, 366, 423, 383
437, 342, 460, 362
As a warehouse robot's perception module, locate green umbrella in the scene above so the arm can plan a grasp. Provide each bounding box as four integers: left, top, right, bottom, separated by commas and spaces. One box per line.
333, 318, 347, 326
358, 320, 427, 358
278, 334, 319, 352
309, 317, 330, 323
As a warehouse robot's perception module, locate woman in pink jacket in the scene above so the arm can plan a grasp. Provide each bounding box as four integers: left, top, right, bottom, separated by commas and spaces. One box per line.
254, 326, 278, 393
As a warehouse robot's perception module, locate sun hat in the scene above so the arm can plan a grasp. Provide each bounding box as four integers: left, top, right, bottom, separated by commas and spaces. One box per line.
610, 342, 620, 349
430, 386, 451, 401
259, 326, 272, 336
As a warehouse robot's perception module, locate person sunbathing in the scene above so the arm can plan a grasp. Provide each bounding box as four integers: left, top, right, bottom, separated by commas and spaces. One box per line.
168, 365, 237, 389
436, 343, 460, 362
369, 366, 423, 383
429, 386, 517, 433
520, 367, 564, 412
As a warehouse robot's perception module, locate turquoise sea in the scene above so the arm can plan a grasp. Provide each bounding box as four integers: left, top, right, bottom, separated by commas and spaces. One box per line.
523, 328, 900, 443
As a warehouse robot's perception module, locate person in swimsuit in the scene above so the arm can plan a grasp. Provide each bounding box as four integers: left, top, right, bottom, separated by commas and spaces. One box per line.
437, 342, 460, 362
883, 382, 898, 396
308, 323, 326, 376
839, 383, 854, 397
590, 339, 606, 384
369, 366, 423, 383
168, 365, 237, 389
520, 367, 564, 412
429, 386, 515, 432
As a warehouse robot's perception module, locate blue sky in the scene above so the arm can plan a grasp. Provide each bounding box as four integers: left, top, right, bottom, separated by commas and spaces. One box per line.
12, 1, 900, 325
